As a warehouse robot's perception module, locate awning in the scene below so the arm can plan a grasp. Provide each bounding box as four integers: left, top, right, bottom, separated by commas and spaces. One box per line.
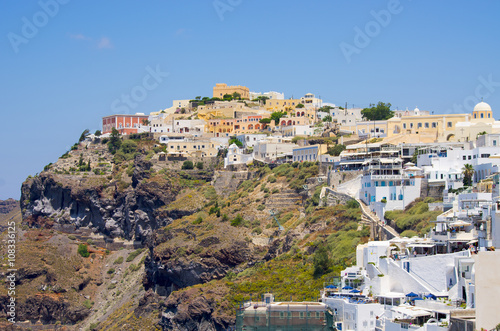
467, 240, 478, 245
407, 243, 436, 248
449, 220, 472, 227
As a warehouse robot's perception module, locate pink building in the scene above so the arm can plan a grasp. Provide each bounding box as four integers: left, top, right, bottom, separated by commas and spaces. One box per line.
102, 114, 149, 135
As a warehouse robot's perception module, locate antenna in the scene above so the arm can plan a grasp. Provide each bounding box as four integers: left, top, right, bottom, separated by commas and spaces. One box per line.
269, 210, 285, 231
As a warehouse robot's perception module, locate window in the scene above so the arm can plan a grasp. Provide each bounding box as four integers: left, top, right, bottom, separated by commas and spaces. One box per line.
481, 113, 484, 118
463, 156, 466, 160
425, 122, 429, 128
468, 155, 471, 160
488, 113, 491, 118
299, 312, 304, 319
447, 122, 452, 128
403, 123, 407, 129
417, 123, 422, 128
494, 140, 497, 146
432, 122, 437, 128
280, 312, 285, 319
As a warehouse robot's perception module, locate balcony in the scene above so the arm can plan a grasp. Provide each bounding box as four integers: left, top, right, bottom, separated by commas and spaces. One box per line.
370, 175, 403, 180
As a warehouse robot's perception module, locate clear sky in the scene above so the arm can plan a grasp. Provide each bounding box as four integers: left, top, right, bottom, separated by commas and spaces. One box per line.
1, 0, 500, 199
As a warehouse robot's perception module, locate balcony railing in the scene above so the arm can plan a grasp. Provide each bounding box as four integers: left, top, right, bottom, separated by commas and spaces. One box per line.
369, 175, 403, 180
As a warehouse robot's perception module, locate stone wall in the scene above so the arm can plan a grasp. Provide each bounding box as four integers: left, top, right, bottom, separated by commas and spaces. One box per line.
328, 170, 362, 188
324, 188, 353, 206
212, 170, 257, 196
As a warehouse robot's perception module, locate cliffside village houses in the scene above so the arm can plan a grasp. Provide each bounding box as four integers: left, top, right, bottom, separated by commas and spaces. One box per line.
100, 84, 500, 330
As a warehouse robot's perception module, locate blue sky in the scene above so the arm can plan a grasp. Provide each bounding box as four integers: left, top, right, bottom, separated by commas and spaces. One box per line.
1, 0, 500, 199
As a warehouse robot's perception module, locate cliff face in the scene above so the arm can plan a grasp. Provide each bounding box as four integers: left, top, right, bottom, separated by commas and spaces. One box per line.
20, 157, 179, 242
0, 198, 18, 214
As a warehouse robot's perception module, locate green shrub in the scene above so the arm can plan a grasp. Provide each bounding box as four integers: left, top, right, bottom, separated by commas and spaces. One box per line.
77, 244, 90, 258
193, 216, 203, 225
253, 227, 262, 235
129, 263, 141, 272
231, 214, 244, 227
86, 239, 94, 245
257, 205, 265, 211
113, 256, 124, 264
204, 186, 217, 200
68, 235, 76, 240
182, 161, 194, 169
83, 299, 94, 309
126, 248, 145, 262
196, 162, 204, 169
313, 245, 331, 276
268, 176, 277, 183
346, 199, 360, 209
107, 268, 115, 274
272, 188, 279, 194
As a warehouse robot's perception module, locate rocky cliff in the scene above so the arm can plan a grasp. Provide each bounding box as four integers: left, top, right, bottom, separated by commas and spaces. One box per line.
15, 138, 364, 331
0, 198, 18, 214
20, 156, 180, 242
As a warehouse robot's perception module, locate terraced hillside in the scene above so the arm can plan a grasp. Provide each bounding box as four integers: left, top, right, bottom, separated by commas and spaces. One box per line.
2, 136, 368, 330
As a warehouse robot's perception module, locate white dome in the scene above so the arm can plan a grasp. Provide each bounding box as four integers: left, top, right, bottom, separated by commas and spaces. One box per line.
474, 101, 492, 112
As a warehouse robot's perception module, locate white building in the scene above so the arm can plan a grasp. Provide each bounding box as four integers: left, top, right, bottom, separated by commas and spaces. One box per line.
331, 107, 363, 126
417, 142, 500, 188
322, 295, 383, 331
249, 91, 285, 100
253, 137, 294, 163
150, 115, 205, 135
292, 145, 327, 162
394, 107, 431, 118
359, 158, 423, 218
236, 134, 268, 149
173, 99, 190, 109
224, 143, 253, 168
300, 93, 322, 107
282, 125, 315, 137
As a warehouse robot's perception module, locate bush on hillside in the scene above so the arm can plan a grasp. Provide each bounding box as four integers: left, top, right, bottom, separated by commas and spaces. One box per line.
77, 244, 90, 258
182, 161, 194, 170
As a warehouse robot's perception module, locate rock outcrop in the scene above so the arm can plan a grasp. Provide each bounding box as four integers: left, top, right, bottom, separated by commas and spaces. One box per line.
20, 156, 180, 242
0, 198, 18, 214
0, 294, 90, 324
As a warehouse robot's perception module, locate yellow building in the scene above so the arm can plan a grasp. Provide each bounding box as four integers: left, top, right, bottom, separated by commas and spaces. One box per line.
213, 83, 249, 99
387, 113, 471, 142
471, 101, 494, 123
206, 115, 272, 136
342, 113, 471, 142
206, 119, 236, 137
165, 138, 219, 157
265, 98, 302, 112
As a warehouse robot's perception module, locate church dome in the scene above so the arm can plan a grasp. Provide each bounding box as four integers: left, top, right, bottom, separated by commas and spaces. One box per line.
474, 101, 492, 112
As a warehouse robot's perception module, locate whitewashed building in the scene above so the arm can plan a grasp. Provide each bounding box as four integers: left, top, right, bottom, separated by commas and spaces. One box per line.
224, 143, 253, 168
236, 134, 268, 149
253, 137, 294, 163
359, 158, 423, 218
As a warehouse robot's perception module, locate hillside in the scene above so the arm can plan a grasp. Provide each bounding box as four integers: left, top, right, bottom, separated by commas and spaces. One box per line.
2, 136, 368, 330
